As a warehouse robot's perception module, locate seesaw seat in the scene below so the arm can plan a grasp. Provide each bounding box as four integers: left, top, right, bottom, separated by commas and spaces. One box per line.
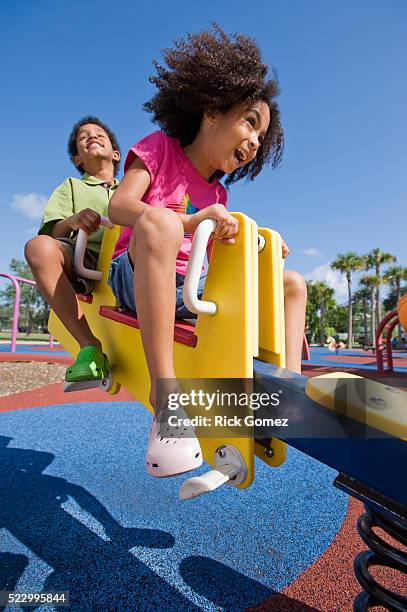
99, 307, 198, 347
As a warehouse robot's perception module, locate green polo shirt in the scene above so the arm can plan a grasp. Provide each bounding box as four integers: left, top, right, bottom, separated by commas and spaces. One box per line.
38, 173, 119, 254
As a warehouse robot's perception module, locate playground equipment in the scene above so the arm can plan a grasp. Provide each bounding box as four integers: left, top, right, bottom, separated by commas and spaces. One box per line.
48, 215, 407, 611
0, 273, 54, 352
376, 294, 407, 373
399, 294, 407, 332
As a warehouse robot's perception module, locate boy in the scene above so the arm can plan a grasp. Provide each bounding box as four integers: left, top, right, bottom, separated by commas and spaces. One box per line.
25, 116, 120, 387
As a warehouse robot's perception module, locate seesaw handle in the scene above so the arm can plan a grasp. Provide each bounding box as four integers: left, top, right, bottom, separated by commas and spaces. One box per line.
74, 216, 114, 281
183, 218, 217, 316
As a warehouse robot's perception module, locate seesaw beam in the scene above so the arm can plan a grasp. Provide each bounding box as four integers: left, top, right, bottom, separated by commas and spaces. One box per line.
253, 359, 407, 514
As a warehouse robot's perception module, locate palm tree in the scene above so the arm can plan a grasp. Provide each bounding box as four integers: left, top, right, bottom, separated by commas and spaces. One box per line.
383, 266, 407, 345
331, 252, 365, 349
353, 287, 370, 346
360, 275, 380, 347
307, 281, 334, 346
365, 248, 397, 325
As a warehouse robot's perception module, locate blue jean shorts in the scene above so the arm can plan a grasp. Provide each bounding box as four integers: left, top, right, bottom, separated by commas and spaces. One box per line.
108, 250, 206, 320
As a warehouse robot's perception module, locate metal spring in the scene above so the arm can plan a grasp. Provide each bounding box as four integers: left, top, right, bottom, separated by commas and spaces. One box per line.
353, 505, 407, 611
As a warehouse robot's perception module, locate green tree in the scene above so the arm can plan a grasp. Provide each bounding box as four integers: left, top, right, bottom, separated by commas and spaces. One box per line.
331, 252, 365, 349
331, 304, 348, 335
353, 287, 371, 346
0, 303, 13, 331
360, 275, 380, 347
0, 259, 49, 335
365, 248, 397, 325
383, 286, 407, 312
306, 281, 335, 346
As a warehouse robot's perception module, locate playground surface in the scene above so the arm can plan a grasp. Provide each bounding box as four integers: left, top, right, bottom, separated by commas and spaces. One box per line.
0, 344, 71, 365
306, 346, 407, 372
0, 347, 405, 610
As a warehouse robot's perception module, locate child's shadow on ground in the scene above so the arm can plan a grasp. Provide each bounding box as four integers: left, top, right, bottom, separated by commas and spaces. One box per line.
0, 435, 195, 610
0, 435, 317, 611
180, 556, 321, 611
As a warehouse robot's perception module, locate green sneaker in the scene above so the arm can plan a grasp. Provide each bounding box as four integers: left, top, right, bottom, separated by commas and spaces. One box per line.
65, 346, 110, 384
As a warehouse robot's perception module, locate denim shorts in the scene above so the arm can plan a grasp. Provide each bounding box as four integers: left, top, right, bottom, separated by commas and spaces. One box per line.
108, 250, 206, 320
57, 237, 98, 295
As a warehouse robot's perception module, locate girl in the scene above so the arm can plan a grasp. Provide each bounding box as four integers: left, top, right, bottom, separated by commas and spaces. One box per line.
108, 24, 307, 478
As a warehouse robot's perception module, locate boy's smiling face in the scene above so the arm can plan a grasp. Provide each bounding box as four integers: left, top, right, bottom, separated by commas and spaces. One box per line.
73, 123, 120, 173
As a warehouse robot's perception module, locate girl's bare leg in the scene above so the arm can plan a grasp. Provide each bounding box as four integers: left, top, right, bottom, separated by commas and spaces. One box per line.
24, 235, 102, 351
128, 208, 184, 411
283, 270, 307, 374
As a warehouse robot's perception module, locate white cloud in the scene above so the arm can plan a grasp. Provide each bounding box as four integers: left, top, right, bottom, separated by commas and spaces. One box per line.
304, 262, 348, 301
301, 247, 322, 257
11, 192, 47, 219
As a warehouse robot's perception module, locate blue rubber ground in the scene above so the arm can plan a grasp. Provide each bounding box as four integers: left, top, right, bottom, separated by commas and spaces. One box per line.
0, 401, 348, 610
0, 345, 69, 357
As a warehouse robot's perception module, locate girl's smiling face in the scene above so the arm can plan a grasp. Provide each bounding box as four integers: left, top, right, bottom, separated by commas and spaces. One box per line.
206, 101, 270, 174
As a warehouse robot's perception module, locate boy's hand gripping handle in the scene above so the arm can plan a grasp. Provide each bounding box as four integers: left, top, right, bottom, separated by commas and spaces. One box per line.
74, 216, 114, 281
183, 218, 217, 316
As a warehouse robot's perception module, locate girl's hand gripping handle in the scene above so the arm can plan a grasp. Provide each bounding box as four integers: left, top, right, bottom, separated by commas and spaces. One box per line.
74, 216, 114, 281
183, 218, 217, 316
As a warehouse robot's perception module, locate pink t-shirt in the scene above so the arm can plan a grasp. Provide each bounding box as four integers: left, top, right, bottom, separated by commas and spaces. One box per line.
112, 130, 228, 275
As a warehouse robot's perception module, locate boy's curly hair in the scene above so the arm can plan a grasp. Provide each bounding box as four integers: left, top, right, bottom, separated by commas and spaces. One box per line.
144, 23, 284, 186
67, 115, 121, 176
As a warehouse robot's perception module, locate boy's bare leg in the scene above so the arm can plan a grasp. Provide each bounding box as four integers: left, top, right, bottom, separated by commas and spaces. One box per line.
128, 208, 184, 411
283, 270, 307, 374
25, 235, 102, 351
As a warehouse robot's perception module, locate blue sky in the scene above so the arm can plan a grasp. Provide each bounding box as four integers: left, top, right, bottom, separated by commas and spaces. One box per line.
1, 0, 406, 302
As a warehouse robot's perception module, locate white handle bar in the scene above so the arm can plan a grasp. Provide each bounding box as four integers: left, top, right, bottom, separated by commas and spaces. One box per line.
74, 216, 114, 281
183, 218, 218, 316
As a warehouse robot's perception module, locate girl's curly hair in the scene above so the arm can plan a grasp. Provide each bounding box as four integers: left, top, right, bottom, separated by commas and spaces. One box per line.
144, 23, 284, 186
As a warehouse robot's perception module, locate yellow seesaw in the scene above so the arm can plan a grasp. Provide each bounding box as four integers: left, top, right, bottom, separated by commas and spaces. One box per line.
48, 214, 406, 499
48, 213, 287, 495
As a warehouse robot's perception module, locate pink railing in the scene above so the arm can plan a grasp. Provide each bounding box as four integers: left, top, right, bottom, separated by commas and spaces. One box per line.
0, 273, 53, 353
